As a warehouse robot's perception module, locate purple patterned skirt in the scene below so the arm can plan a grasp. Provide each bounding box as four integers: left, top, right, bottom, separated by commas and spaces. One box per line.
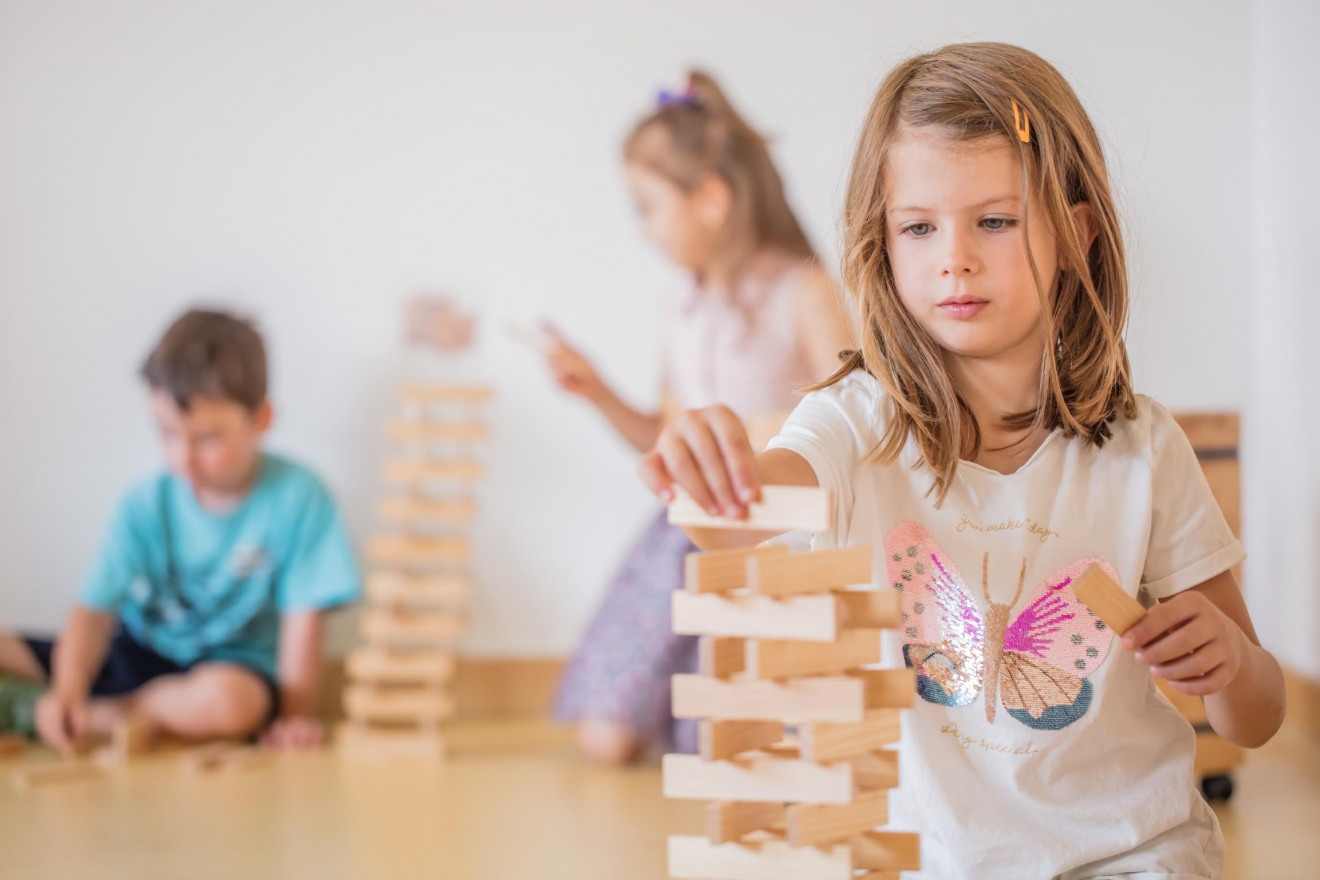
554, 509, 699, 754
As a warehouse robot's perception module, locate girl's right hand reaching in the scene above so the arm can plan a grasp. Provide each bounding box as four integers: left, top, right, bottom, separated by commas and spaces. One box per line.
540, 323, 606, 402
639, 405, 762, 519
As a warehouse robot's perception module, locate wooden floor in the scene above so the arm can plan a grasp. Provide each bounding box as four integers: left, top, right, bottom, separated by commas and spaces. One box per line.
1, 719, 1316, 879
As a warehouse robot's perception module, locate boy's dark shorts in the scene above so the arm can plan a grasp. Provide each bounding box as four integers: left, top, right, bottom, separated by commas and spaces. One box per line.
22, 628, 280, 724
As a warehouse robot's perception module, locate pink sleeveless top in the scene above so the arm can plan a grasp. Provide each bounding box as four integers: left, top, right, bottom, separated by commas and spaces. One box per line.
663, 251, 818, 419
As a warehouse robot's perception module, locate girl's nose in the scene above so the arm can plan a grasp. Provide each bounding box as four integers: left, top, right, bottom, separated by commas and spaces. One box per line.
939, 230, 979, 276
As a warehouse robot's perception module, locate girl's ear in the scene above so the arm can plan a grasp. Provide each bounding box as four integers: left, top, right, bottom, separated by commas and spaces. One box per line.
692, 173, 732, 231
1061, 202, 1098, 271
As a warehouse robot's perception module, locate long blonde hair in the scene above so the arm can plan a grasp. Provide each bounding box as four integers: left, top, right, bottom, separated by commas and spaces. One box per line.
822, 42, 1136, 503
624, 70, 816, 278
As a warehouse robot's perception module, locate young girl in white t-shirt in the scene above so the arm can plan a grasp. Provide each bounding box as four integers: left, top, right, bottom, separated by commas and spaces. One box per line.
639, 42, 1285, 879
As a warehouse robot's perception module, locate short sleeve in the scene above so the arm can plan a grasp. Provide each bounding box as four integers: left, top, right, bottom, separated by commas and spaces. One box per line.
1142, 402, 1245, 598
79, 492, 150, 612
764, 372, 881, 542
276, 479, 361, 611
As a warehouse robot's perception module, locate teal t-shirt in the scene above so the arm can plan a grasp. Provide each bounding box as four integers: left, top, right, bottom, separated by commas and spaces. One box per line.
80, 453, 361, 679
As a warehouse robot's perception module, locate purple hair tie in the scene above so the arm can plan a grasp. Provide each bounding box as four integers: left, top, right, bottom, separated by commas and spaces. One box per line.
657, 86, 699, 108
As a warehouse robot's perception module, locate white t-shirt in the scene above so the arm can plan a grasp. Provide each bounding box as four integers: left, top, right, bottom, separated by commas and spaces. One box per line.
766, 371, 1242, 880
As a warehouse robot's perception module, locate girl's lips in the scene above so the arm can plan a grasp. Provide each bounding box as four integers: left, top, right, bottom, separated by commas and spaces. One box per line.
939, 300, 988, 319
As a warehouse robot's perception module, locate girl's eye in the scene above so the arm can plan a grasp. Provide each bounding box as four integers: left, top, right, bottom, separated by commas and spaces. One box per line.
982, 217, 1017, 231
902, 222, 932, 238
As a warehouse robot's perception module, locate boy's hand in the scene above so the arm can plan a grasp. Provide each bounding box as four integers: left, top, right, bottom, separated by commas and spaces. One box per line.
640, 405, 761, 519
260, 715, 325, 750
34, 690, 90, 755
1122, 590, 1245, 696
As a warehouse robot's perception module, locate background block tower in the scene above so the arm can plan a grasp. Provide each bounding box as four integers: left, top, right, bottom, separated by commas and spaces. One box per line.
664, 488, 921, 879
338, 383, 492, 760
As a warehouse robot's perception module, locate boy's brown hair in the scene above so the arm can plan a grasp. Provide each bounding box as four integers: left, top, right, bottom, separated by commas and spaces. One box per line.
140, 309, 267, 412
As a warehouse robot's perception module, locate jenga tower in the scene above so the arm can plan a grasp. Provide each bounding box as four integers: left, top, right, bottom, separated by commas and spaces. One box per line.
663, 486, 920, 879
338, 383, 492, 760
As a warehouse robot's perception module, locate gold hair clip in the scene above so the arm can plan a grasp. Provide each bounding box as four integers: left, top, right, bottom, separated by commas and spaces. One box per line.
1011, 99, 1031, 144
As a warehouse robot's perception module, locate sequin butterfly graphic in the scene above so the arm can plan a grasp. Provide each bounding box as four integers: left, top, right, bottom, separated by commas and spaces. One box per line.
886, 523, 1120, 730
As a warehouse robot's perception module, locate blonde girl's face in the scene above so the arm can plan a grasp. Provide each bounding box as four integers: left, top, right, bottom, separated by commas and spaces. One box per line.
884, 130, 1064, 367
624, 162, 718, 272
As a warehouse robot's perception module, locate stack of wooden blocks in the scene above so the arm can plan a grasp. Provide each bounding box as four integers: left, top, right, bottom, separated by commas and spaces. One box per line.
663, 486, 921, 879
338, 383, 492, 760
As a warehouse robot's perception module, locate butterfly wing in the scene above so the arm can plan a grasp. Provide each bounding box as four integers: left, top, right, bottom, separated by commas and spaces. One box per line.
885, 523, 984, 708
999, 558, 1121, 730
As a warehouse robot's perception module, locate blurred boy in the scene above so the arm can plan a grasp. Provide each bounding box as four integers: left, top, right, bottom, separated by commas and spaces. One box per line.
0, 309, 360, 752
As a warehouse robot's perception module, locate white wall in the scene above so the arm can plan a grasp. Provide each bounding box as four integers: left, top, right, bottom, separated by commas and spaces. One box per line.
1246, 0, 1320, 679
0, 1, 1255, 656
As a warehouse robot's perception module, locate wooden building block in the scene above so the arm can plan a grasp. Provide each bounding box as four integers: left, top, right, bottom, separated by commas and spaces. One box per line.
378, 496, 477, 525
787, 789, 889, 847
102, 713, 153, 765
798, 711, 901, 762
685, 544, 790, 594
382, 459, 485, 485
672, 592, 840, 642
398, 384, 494, 405
746, 629, 882, 680
367, 534, 471, 566
837, 590, 901, 629
851, 750, 900, 790
365, 571, 470, 606
669, 486, 832, 534
1073, 565, 1145, 635
11, 761, 101, 790
669, 835, 854, 880
342, 685, 456, 724
854, 669, 917, 709
707, 801, 784, 845
0, 734, 26, 758
698, 636, 746, 678
361, 609, 466, 645
673, 674, 867, 723
336, 724, 446, 762
852, 831, 922, 872
346, 648, 456, 684
747, 546, 872, 597
698, 720, 785, 762
663, 753, 857, 805
386, 420, 489, 444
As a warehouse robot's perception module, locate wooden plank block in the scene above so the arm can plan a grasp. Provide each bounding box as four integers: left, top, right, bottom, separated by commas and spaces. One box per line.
852, 831, 922, 872
342, 685, 456, 724
367, 534, 470, 565
365, 571, 470, 606
787, 789, 888, 846
851, 750, 900, 790
1157, 679, 1208, 724
386, 420, 489, 444
747, 546, 872, 597
378, 496, 477, 525
698, 720, 785, 762
685, 544, 790, 594
101, 714, 153, 765
11, 761, 101, 790
664, 753, 856, 804
1073, 565, 1145, 635
668, 835, 853, 880
361, 609, 466, 646
854, 669, 917, 709
747, 629, 882, 680
707, 801, 784, 845
668, 486, 832, 534
346, 648, 456, 684
398, 384, 494, 405
837, 590, 901, 629
672, 592, 840, 642
382, 459, 484, 485
698, 637, 746, 678
0, 734, 26, 758
799, 710, 901, 763
336, 723, 446, 762
673, 674, 867, 723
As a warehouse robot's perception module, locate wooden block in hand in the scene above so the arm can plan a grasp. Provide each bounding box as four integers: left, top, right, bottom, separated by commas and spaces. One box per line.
668, 486, 831, 533
1073, 565, 1145, 635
